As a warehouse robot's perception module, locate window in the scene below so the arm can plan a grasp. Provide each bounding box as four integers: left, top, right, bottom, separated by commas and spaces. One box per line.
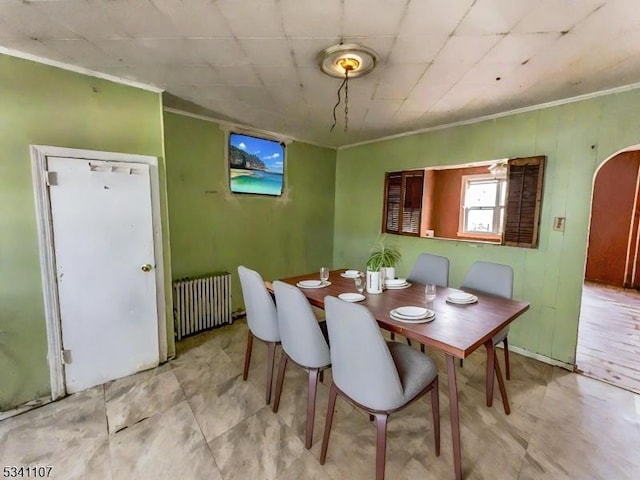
460, 175, 507, 237
382, 156, 545, 247
383, 170, 424, 236
228, 132, 285, 196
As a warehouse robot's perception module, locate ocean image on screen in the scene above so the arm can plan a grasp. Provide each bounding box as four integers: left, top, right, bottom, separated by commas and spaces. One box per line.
229, 133, 284, 196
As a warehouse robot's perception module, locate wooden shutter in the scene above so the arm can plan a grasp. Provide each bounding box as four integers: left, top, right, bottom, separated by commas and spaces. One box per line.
401, 171, 424, 235
503, 156, 545, 248
383, 172, 402, 233
383, 170, 424, 236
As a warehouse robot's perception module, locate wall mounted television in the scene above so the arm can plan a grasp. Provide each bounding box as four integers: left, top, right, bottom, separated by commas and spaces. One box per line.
228, 132, 285, 196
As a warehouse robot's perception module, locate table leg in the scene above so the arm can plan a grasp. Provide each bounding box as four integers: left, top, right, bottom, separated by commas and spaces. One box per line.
485, 340, 511, 415
446, 354, 462, 480
485, 341, 495, 407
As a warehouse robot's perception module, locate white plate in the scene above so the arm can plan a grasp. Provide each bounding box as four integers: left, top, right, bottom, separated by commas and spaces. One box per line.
446, 295, 478, 305
390, 308, 435, 320
340, 270, 361, 278
385, 278, 407, 286
448, 291, 475, 302
297, 280, 332, 289
391, 310, 435, 320
390, 312, 436, 324
385, 283, 411, 290
338, 293, 365, 302
395, 306, 428, 317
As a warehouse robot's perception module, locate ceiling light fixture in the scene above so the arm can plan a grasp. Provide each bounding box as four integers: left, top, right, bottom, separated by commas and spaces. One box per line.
488, 160, 508, 177
317, 43, 377, 132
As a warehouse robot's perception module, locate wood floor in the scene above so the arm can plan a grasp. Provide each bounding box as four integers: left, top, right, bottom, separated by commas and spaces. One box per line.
576, 282, 640, 394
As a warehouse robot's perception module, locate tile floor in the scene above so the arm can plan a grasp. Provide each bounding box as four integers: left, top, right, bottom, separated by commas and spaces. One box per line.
2, 319, 640, 480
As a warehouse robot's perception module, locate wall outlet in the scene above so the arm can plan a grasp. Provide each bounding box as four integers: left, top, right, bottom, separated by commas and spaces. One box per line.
553, 217, 566, 232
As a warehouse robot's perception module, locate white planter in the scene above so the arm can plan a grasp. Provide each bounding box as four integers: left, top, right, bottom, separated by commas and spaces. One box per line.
366, 270, 383, 294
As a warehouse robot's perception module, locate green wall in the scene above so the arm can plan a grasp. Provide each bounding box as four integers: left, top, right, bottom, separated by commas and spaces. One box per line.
163, 112, 336, 310
0, 54, 173, 411
335, 89, 640, 365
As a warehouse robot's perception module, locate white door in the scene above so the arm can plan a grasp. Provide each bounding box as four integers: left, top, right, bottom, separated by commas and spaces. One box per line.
47, 156, 159, 393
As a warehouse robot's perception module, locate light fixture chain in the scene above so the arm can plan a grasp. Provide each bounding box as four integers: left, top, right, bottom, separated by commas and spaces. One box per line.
318, 43, 378, 134
344, 70, 349, 132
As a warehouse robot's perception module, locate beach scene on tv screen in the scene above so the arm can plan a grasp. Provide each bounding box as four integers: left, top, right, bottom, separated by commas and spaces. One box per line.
229, 133, 284, 196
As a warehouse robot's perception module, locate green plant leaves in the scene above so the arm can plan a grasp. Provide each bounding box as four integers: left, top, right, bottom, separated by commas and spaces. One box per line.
366, 234, 401, 271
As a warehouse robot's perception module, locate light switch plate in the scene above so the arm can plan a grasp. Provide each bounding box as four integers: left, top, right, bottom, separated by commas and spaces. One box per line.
553, 217, 566, 232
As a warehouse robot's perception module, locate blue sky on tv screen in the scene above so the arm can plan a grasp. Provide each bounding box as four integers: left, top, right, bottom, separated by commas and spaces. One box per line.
230, 133, 284, 174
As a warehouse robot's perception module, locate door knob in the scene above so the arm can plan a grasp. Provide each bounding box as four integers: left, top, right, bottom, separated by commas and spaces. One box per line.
141, 264, 153, 272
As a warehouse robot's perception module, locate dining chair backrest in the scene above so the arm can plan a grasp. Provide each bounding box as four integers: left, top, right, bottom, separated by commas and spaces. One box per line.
273, 281, 330, 369
237, 266, 279, 342
324, 296, 404, 411
407, 253, 450, 287
461, 261, 513, 299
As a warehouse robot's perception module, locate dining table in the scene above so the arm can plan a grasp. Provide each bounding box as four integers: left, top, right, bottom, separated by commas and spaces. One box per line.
275, 269, 530, 480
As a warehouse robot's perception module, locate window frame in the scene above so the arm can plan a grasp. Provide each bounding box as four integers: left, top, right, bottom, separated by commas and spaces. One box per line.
227, 131, 286, 197
380, 156, 545, 248
458, 174, 507, 239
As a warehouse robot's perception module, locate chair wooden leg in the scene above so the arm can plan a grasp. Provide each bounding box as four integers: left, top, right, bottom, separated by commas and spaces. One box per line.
390, 332, 395, 340
272, 351, 289, 413
305, 368, 320, 449
459, 358, 463, 368
406, 338, 412, 347
420, 343, 425, 353
319, 370, 324, 383
374, 413, 389, 480
431, 378, 440, 457
243, 331, 254, 381
320, 382, 339, 464
265, 342, 277, 405
503, 338, 511, 380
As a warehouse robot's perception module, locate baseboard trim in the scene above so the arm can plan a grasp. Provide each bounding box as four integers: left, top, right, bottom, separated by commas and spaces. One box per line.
497, 343, 574, 371
0, 396, 52, 421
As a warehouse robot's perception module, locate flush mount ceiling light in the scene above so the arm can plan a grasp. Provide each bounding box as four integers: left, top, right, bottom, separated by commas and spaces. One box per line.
317, 43, 378, 132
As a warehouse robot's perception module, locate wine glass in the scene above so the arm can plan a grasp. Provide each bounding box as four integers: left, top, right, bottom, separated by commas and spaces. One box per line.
320, 267, 330, 284
425, 283, 436, 306
354, 275, 365, 295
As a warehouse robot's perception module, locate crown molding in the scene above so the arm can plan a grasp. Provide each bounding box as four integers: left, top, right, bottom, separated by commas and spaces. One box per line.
163, 107, 336, 150
0, 46, 163, 93
339, 81, 640, 150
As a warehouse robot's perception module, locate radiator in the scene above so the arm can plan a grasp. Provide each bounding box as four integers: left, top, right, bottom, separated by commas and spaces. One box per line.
172, 272, 233, 340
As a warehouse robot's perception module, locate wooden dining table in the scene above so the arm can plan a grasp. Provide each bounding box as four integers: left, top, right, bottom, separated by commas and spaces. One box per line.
275, 269, 530, 480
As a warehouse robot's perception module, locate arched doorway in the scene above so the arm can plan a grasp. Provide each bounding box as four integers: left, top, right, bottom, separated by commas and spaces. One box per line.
576, 148, 640, 394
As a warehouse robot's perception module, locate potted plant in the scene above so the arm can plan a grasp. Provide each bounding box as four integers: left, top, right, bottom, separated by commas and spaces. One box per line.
366, 235, 402, 293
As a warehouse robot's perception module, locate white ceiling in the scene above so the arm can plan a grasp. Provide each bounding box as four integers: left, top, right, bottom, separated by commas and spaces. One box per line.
2, 0, 640, 147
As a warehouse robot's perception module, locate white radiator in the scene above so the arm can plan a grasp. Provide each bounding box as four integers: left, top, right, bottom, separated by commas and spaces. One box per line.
172, 272, 233, 340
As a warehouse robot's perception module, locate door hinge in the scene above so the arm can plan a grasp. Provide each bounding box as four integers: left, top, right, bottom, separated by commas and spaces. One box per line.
61, 349, 72, 365
45, 171, 58, 186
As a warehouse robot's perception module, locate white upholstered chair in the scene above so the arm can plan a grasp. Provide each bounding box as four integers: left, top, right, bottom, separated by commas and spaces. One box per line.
320, 296, 440, 480
237, 265, 280, 405
271, 281, 331, 449
460, 260, 514, 410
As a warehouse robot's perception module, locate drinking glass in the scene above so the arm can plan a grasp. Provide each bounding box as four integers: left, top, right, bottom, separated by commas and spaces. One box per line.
425, 283, 436, 305
320, 267, 330, 283
354, 275, 365, 295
